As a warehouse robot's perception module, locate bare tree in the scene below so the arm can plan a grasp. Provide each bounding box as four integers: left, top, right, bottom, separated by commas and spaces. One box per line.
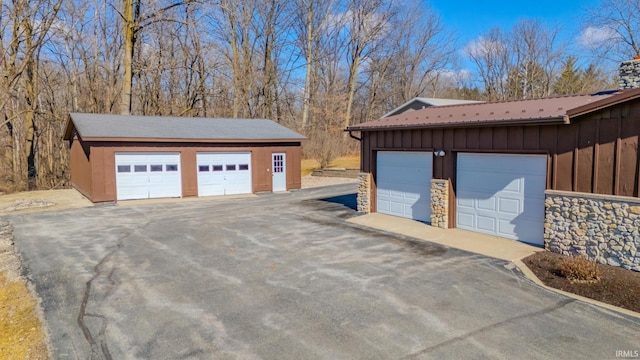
584, 0, 640, 60
342, 0, 394, 129
357, 0, 455, 121
292, 0, 335, 128
466, 28, 512, 101
508, 19, 564, 99
0, 0, 62, 190
119, 0, 191, 115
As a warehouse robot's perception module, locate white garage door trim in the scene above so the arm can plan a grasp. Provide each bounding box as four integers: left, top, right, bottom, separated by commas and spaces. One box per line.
115, 152, 182, 201
456, 153, 546, 245
197, 152, 252, 196
376, 151, 432, 222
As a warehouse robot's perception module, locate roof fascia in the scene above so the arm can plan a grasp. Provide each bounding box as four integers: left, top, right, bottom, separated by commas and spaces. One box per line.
567, 89, 640, 119
80, 137, 307, 143
347, 117, 565, 131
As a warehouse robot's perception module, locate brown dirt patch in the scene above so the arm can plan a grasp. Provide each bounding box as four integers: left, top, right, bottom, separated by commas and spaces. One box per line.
0, 189, 92, 216
523, 251, 640, 313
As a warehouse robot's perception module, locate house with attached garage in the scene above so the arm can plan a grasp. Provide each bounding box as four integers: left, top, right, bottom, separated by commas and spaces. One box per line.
347, 58, 640, 271
64, 113, 305, 202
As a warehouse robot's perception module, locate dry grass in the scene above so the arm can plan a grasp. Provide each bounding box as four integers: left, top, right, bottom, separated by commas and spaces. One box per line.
558, 256, 601, 283
327, 155, 360, 169
301, 158, 320, 176
0, 272, 48, 359
301, 155, 360, 176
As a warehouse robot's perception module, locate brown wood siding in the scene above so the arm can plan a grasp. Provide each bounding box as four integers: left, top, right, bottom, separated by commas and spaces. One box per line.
83, 142, 301, 202
359, 100, 640, 215
69, 135, 93, 200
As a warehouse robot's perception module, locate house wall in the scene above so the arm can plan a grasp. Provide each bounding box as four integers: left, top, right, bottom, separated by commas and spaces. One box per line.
360, 99, 640, 222
69, 135, 93, 200
80, 141, 301, 202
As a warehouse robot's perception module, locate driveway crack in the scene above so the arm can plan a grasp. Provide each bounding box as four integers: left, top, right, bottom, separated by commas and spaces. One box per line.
401, 298, 576, 359
77, 220, 154, 359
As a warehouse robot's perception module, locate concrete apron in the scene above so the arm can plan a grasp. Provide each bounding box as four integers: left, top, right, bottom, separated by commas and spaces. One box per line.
348, 212, 640, 320
116, 193, 257, 207
348, 213, 540, 262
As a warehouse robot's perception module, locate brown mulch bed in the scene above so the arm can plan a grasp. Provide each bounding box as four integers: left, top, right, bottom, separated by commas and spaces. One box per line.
523, 251, 640, 313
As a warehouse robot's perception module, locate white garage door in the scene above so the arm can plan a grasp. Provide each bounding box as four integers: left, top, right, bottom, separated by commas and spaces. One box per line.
197, 152, 252, 196
376, 151, 432, 222
115, 152, 182, 201
456, 153, 546, 245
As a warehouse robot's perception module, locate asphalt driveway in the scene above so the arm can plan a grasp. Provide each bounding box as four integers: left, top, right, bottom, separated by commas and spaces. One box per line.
7, 184, 640, 359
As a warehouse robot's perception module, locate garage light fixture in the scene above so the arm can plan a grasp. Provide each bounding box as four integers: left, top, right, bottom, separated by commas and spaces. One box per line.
434, 150, 446, 157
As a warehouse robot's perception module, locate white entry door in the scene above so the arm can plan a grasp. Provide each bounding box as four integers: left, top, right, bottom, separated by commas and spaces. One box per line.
272, 153, 286, 192
197, 152, 252, 196
456, 153, 546, 245
115, 152, 182, 201
376, 151, 432, 222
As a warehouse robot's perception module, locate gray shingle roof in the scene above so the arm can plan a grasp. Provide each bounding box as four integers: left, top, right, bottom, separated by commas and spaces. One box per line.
66, 113, 306, 141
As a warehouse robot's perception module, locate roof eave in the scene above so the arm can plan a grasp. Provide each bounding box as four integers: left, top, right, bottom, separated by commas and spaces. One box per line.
63, 116, 76, 140
347, 117, 566, 131
79, 137, 307, 143
567, 88, 640, 119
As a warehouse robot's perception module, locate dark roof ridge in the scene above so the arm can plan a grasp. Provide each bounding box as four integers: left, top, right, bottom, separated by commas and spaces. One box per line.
68, 112, 272, 122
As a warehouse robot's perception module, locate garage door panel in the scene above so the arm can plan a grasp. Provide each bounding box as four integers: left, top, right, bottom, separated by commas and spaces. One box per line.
477, 197, 497, 211
197, 152, 252, 196
457, 212, 475, 228
377, 151, 432, 222
477, 216, 496, 232
498, 198, 521, 215
457, 197, 474, 208
377, 198, 390, 212
116, 152, 182, 201
456, 153, 546, 245
497, 219, 517, 238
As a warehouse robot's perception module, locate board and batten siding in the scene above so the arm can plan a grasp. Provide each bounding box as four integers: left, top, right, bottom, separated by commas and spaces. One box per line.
360, 100, 640, 199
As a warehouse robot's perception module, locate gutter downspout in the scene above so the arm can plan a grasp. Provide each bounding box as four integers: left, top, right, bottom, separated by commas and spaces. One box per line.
348, 130, 361, 141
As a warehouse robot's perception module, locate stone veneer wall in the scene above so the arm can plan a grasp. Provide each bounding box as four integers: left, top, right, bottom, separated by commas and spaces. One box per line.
619, 58, 640, 89
357, 172, 371, 213
430, 179, 449, 228
544, 190, 640, 271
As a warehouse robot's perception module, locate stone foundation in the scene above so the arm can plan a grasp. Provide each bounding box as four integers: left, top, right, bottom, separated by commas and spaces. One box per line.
544, 190, 640, 271
357, 172, 371, 213
430, 179, 449, 228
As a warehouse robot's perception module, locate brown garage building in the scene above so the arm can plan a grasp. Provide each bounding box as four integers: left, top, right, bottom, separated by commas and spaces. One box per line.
64, 113, 305, 202
348, 79, 640, 270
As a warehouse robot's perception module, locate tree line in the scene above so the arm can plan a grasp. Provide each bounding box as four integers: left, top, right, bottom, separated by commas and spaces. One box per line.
1, 0, 638, 192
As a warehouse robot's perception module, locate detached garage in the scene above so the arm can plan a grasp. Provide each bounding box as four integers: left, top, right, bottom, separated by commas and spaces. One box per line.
64, 113, 305, 202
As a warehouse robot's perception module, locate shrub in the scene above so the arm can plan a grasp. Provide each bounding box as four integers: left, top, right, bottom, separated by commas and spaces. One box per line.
558, 255, 601, 283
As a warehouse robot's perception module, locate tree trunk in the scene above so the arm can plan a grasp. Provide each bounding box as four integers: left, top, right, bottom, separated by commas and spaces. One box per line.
301, 1, 314, 128
121, 0, 136, 115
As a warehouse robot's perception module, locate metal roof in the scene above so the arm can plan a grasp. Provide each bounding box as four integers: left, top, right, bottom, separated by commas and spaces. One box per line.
65, 113, 306, 142
382, 97, 484, 118
348, 90, 640, 131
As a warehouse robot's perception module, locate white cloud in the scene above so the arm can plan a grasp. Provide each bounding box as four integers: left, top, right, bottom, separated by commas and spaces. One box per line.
463, 36, 506, 58
578, 26, 620, 49
434, 69, 471, 83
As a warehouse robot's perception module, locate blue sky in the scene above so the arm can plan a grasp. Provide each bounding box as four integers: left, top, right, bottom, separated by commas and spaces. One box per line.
429, 0, 598, 45
427, 0, 610, 77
